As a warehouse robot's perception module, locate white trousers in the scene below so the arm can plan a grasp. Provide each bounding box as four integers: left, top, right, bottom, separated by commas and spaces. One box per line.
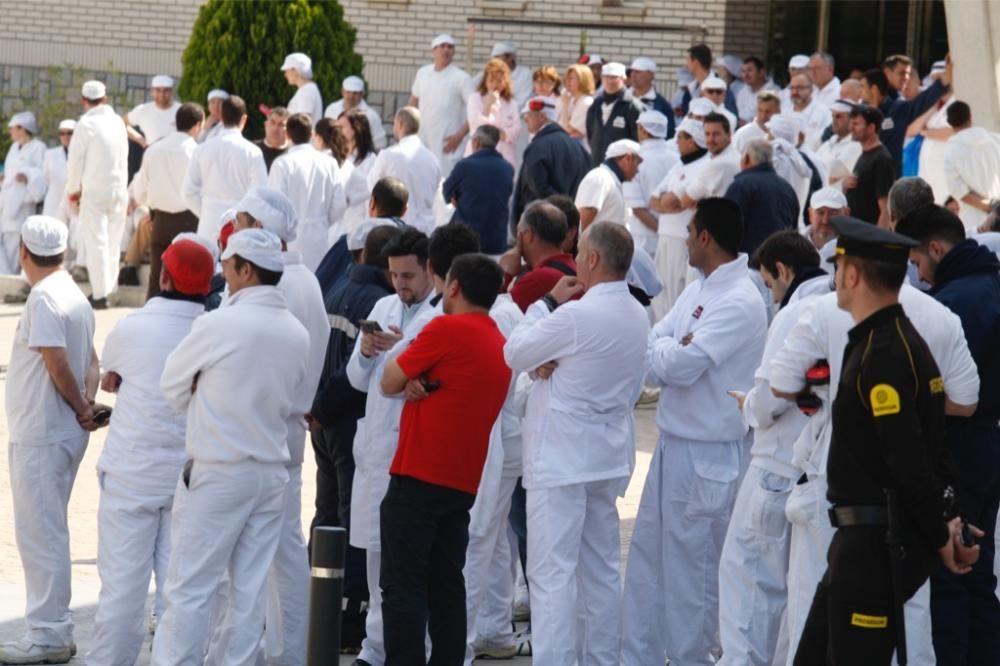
150, 459, 288, 666
79, 197, 126, 300
88, 472, 174, 666
8, 435, 88, 647
475, 526, 517, 642
622, 435, 744, 666
358, 548, 385, 666
651, 234, 689, 321
526, 478, 622, 666
717, 462, 795, 666
0, 230, 20, 274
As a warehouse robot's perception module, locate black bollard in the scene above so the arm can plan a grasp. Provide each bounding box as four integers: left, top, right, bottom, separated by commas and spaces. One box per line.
307, 526, 346, 666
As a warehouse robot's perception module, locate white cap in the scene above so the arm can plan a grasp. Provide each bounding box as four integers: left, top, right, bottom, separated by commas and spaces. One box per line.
490, 41, 517, 57
222, 229, 285, 272
630, 57, 656, 73
81, 80, 106, 99
57, 119, 76, 132
521, 96, 557, 121
766, 114, 802, 144
151, 75, 174, 88
348, 219, 393, 251
207, 89, 229, 101
605, 139, 642, 159
830, 99, 855, 114
789, 54, 810, 70
431, 33, 455, 48
21, 215, 68, 256
688, 97, 716, 117
582, 54, 604, 66
173, 231, 220, 263
637, 110, 669, 139
342, 76, 365, 93
701, 75, 727, 91
677, 118, 706, 148
281, 52, 313, 78
7, 111, 39, 135
810, 186, 848, 210
234, 187, 298, 243
601, 62, 627, 78
717, 55, 743, 78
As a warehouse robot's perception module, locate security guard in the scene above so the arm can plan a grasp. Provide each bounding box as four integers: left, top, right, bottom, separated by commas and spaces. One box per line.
793, 216, 981, 664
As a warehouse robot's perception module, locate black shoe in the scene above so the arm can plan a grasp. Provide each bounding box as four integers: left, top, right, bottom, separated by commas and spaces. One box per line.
89, 297, 108, 310
118, 266, 140, 286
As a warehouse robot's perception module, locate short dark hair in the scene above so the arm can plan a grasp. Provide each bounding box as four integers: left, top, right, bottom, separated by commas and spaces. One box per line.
221, 95, 247, 127
23, 245, 62, 267
363, 225, 403, 269
428, 223, 481, 279
384, 227, 429, 267
843, 256, 907, 292
520, 201, 567, 246
882, 54, 912, 70
895, 204, 966, 247
232, 254, 282, 286
862, 69, 890, 98
176, 102, 205, 132
743, 56, 764, 70
545, 194, 580, 231
850, 104, 884, 129
371, 177, 409, 218
286, 113, 313, 144
703, 111, 731, 135
687, 44, 712, 71
946, 101, 971, 129
693, 197, 743, 256
447, 253, 502, 310
751, 230, 820, 277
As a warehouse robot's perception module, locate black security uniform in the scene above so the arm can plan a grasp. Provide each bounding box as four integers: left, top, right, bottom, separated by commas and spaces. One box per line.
794, 218, 958, 665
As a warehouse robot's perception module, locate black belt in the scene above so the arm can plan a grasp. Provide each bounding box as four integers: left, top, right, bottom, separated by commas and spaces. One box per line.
829, 505, 888, 527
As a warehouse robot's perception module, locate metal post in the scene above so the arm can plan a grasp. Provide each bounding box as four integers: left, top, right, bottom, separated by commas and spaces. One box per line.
307, 526, 346, 666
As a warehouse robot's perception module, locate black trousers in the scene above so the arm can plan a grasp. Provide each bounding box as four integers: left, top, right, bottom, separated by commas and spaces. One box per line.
380, 475, 475, 666
147, 209, 198, 300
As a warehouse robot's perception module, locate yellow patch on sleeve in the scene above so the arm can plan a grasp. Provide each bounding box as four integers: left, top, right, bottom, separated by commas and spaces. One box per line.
851, 613, 889, 629
930, 377, 944, 394
870, 384, 901, 417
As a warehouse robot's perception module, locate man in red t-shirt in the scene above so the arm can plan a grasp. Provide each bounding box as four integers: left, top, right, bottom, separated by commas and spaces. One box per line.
379, 253, 512, 664
500, 201, 580, 312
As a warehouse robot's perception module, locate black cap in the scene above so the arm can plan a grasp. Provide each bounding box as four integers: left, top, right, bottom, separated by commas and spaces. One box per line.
827, 216, 918, 265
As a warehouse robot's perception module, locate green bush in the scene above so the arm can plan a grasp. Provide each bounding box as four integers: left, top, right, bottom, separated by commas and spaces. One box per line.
178, 0, 363, 139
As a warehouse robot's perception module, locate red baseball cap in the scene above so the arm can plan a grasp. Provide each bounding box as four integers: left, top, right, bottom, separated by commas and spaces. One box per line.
218, 219, 236, 252
161, 239, 214, 296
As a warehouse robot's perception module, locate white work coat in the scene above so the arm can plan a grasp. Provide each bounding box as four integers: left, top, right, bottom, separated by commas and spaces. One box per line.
182, 127, 268, 242
815, 133, 862, 186
735, 80, 780, 123
648, 254, 767, 444
65, 104, 129, 206
0, 138, 46, 233
411, 63, 471, 177
128, 101, 181, 146
684, 143, 741, 201
626, 139, 678, 254
161, 285, 310, 465
504, 281, 649, 490
41, 146, 70, 219
288, 81, 324, 125
733, 121, 768, 157
346, 291, 436, 550
130, 131, 196, 214
268, 145, 345, 271
575, 164, 626, 226
918, 98, 954, 204
814, 77, 841, 110
771, 139, 812, 221
653, 153, 709, 238
324, 99, 387, 150
788, 99, 831, 151
366, 134, 441, 234
98, 297, 204, 493
944, 126, 1000, 231
342, 152, 377, 235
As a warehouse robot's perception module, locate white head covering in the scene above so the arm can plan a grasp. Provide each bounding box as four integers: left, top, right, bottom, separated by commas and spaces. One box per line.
207, 89, 229, 101
7, 111, 39, 135
281, 52, 313, 78
491, 41, 517, 57
789, 54, 810, 70
82, 80, 106, 99
829, 99, 855, 114
348, 219, 394, 251
605, 139, 642, 159
342, 76, 365, 93
637, 110, 669, 139
58, 119, 76, 132
521, 96, 557, 121
582, 54, 604, 66
431, 33, 455, 48
173, 231, 220, 262
688, 98, 716, 117
767, 114, 802, 145
677, 118, 706, 148
630, 57, 656, 73
151, 75, 174, 88
601, 62, 627, 79
21, 215, 68, 256
717, 55, 743, 78
701, 75, 727, 92
234, 187, 298, 243
810, 187, 848, 210
222, 229, 285, 272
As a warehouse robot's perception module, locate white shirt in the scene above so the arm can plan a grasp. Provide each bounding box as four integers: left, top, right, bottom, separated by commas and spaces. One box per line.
41, 145, 70, 219
411, 63, 471, 170
788, 100, 831, 151
733, 120, 769, 157
653, 153, 709, 237
6, 270, 94, 445
944, 126, 1000, 231
324, 98, 387, 150
771, 139, 813, 221
815, 133, 862, 185
504, 281, 650, 490
735, 79, 779, 123
288, 81, 324, 124
684, 142, 740, 201
575, 164, 626, 226
814, 77, 842, 110
161, 285, 309, 464
98, 297, 203, 490
65, 104, 129, 205
342, 151, 377, 234
128, 101, 181, 145
648, 254, 768, 443
626, 139, 678, 248
182, 127, 268, 242
130, 131, 197, 213
918, 98, 955, 205
0, 138, 47, 233
366, 134, 441, 234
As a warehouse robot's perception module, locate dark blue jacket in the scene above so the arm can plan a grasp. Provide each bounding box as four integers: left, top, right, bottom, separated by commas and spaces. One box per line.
314, 234, 353, 297
585, 90, 644, 165
443, 148, 514, 254
879, 79, 947, 175
512, 123, 590, 227
723, 162, 800, 254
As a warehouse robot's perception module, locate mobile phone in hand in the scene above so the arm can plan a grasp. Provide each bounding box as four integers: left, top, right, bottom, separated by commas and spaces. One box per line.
359, 319, 383, 334
93, 408, 112, 426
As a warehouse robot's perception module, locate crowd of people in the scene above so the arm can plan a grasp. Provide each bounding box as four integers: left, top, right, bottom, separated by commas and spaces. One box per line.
3, 31, 1000, 666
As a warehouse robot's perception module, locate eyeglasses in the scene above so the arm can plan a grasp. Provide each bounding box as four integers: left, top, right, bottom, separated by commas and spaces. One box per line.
59, 131, 73, 136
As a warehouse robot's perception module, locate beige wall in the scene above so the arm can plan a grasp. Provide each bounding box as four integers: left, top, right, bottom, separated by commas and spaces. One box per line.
944, 0, 1000, 133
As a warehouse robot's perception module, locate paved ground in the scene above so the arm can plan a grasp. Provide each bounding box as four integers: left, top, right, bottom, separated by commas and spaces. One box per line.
0, 300, 658, 664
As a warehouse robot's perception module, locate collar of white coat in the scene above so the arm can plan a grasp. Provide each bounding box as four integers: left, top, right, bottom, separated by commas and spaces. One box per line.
398, 134, 421, 147
83, 103, 115, 119
694, 253, 750, 289
218, 126, 242, 138
287, 144, 314, 155
141, 295, 206, 318
582, 279, 630, 299
284, 250, 303, 265
224, 284, 288, 309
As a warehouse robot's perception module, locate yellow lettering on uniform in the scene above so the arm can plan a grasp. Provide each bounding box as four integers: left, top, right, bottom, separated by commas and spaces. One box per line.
930, 377, 944, 394
870, 384, 901, 417
851, 613, 888, 629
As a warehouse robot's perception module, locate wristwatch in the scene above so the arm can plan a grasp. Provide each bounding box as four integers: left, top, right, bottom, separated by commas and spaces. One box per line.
541, 294, 559, 312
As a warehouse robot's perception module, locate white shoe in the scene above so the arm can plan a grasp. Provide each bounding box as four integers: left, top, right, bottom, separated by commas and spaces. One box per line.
472, 637, 518, 659
511, 599, 530, 622
635, 387, 660, 408
148, 610, 158, 635
0, 639, 72, 664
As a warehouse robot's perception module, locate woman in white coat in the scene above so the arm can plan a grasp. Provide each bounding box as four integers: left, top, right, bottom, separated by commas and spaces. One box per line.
1, 112, 47, 273
337, 109, 380, 236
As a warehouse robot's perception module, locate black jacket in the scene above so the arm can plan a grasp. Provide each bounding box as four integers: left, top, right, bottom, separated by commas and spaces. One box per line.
512, 123, 590, 227
723, 163, 800, 254
585, 90, 644, 165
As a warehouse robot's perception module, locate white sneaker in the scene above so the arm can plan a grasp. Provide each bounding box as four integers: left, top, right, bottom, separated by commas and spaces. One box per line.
512, 599, 530, 622
635, 387, 660, 408
0, 639, 72, 664
471, 637, 518, 659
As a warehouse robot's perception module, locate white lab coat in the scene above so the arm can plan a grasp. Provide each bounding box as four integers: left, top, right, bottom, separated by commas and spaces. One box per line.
769, 286, 980, 665
684, 143, 741, 202
342, 152, 377, 237
182, 127, 268, 243
288, 81, 324, 125
623, 254, 767, 666
814, 77, 841, 110
943, 126, 1000, 231
325, 99, 388, 150
366, 134, 441, 234
268, 144, 345, 272
735, 80, 780, 123
41, 146, 69, 219
815, 133, 862, 187
733, 121, 768, 157
130, 131, 196, 214
574, 164, 626, 226
411, 63, 472, 177
0, 138, 47, 272
918, 98, 954, 204
504, 281, 649, 666
128, 101, 180, 146
626, 139, 678, 257
788, 100, 831, 151
771, 138, 812, 223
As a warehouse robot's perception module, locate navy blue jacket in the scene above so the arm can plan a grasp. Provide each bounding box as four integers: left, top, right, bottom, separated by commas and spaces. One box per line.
512, 123, 590, 227
585, 90, 645, 165
879, 80, 948, 175
723, 162, 800, 254
314, 234, 353, 297
443, 148, 514, 254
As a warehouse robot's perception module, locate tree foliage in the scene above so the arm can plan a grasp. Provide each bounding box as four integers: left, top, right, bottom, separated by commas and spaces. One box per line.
178, 0, 363, 138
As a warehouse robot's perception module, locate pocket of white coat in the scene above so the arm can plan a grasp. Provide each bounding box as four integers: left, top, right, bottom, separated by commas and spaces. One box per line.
685, 455, 740, 521
785, 477, 822, 526
749, 471, 793, 538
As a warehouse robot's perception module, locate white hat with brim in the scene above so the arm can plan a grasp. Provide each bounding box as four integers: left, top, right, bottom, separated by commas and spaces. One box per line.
491, 42, 516, 57
810, 187, 848, 210
630, 57, 656, 73
605, 139, 642, 159
151, 75, 174, 88
235, 187, 298, 243
342, 76, 365, 93
82, 80, 106, 99
8, 111, 39, 135
637, 110, 669, 139
221, 229, 285, 272
717, 55, 743, 78
207, 89, 229, 101
21, 215, 68, 256
830, 99, 855, 114
58, 119, 76, 132
789, 54, 810, 69
431, 34, 455, 48
521, 96, 557, 121
677, 118, 706, 148
281, 53, 313, 78
601, 62, 627, 79
701, 75, 727, 92
688, 98, 716, 117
